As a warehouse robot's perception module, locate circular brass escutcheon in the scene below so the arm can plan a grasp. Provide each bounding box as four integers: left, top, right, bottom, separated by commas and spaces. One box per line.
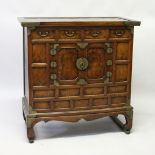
76, 57, 88, 71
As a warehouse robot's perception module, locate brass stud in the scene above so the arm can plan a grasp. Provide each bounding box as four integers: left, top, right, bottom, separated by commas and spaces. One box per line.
50, 74, 57, 80
106, 60, 113, 66
106, 47, 113, 54
50, 61, 57, 68
106, 72, 112, 78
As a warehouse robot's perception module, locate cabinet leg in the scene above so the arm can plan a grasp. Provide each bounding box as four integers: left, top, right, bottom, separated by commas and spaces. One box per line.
110, 110, 133, 134
26, 117, 35, 143
27, 127, 35, 143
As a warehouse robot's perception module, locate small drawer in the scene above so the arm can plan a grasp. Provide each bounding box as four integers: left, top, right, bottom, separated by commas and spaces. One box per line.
110, 29, 131, 38
58, 30, 81, 39
84, 29, 109, 39
31, 28, 56, 39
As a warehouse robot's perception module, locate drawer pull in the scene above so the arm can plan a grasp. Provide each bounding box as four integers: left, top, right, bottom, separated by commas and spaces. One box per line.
91, 31, 100, 37
115, 30, 124, 36
65, 31, 75, 37
38, 31, 49, 37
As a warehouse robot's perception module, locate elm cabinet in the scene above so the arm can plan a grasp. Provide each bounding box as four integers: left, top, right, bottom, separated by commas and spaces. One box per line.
18, 17, 140, 143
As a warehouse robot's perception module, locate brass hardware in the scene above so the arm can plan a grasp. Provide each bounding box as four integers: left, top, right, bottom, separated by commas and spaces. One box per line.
38, 31, 49, 37
77, 79, 87, 85
106, 47, 113, 53
77, 42, 88, 49
76, 57, 88, 71
50, 44, 59, 56
106, 60, 113, 66
124, 21, 141, 26
105, 43, 113, 54
27, 117, 35, 128
91, 31, 100, 37
29, 105, 37, 114
50, 61, 57, 68
115, 30, 124, 36
105, 42, 111, 47
50, 74, 57, 80
22, 22, 40, 35
50, 74, 59, 86
65, 31, 75, 37
106, 72, 112, 78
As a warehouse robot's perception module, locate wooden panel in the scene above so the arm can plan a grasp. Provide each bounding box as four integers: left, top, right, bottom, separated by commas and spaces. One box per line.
57, 47, 78, 80
116, 43, 129, 60
33, 90, 55, 98
111, 96, 127, 105
92, 98, 108, 107
33, 102, 50, 109
107, 85, 127, 94
32, 68, 49, 86
115, 65, 128, 82
59, 88, 80, 97
54, 100, 70, 110
32, 44, 46, 62
87, 47, 105, 79
84, 87, 104, 95
74, 99, 89, 108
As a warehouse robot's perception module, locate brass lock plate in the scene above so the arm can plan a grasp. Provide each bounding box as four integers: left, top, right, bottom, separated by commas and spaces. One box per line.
76, 57, 88, 71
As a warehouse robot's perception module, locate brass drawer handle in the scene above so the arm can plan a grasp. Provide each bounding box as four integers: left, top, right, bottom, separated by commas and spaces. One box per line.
76, 57, 88, 71
91, 31, 100, 37
115, 30, 124, 36
65, 31, 75, 37
38, 31, 49, 37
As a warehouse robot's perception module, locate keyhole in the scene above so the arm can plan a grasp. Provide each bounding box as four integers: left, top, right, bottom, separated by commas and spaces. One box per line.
80, 61, 85, 70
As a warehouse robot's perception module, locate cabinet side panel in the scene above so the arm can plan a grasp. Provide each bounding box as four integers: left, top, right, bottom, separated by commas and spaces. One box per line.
23, 27, 29, 104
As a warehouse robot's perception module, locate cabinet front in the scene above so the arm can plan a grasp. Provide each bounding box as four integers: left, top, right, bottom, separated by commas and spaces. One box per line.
30, 27, 131, 113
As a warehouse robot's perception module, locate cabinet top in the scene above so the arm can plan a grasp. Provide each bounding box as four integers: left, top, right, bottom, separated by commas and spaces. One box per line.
18, 17, 141, 27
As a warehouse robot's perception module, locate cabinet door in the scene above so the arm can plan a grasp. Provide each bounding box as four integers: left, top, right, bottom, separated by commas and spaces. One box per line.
50, 42, 113, 86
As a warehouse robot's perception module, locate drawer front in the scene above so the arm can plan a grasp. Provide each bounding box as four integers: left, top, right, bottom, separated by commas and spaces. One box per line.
110, 29, 131, 38
31, 27, 109, 40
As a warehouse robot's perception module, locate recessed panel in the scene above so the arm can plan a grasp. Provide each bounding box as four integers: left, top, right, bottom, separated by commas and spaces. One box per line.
32, 68, 49, 86
115, 65, 128, 82
92, 98, 108, 107
54, 100, 70, 110
87, 47, 105, 79
116, 43, 129, 60
84, 87, 104, 95
59, 88, 80, 97
111, 96, 127, 105
33, 90, 55, 98
58, 48, 78, 80
108, 85, 127, 94
74, 99, 89, 109
33, 102, 50, 109
32, 44, 46, 62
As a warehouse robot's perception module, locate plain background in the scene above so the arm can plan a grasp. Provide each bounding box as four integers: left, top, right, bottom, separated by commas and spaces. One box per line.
0, 0, 155, 154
